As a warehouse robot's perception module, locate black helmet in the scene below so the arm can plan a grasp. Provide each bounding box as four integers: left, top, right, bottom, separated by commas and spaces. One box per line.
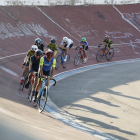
51, 39, 56, 44
35, 49, 42, 56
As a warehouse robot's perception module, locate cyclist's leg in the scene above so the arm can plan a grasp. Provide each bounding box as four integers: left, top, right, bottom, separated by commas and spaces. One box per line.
54, 50, 57, 57
83, 46, 88, 58
21, 62, 29, 84
34, 78, 43, 100
23, 62, 29, 77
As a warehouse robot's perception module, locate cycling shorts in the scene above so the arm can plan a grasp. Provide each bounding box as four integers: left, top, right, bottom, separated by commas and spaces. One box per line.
38, 70, 50, 81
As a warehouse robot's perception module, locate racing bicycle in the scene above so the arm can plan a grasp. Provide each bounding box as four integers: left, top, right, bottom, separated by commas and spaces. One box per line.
96, 45, 114, 62
28, 72, 38, 102
55, 48, 70, 70
33, 77, 56, 113
74, 46, 89, 66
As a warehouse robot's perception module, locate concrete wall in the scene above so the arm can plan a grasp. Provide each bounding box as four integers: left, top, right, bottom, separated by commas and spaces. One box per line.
1, 0, 140, 6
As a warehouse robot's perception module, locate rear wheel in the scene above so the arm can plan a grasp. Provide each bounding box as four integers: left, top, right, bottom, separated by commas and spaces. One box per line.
106, 48, 114, 60
96, 49, 104, 62
62, 54, 70, 68
74, 52, 81, 66
55, 55, 62, 70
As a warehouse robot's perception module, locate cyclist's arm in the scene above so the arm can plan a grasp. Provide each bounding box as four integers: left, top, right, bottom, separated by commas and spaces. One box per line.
39, 57, 44, 77
50, 67, 55, 79
60, 40, 64, 48
29, 61, 32, 71
29, 56, 33, 71
83, 44, 87, 50
50, 59, 56, 78
54, 50, 57, 57
39, 65, 43, 77
24, 55, 29, 63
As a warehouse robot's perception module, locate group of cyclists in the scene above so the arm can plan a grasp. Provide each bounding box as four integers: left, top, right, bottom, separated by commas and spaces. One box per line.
20, 36, 113, 102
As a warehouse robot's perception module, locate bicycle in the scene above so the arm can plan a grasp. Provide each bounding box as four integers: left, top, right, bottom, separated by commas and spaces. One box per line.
74, 46, 89, 66
96, 45, 114, 62
28, 72, 38, 102
55, 48, 70, 70
33, 77, 56, 113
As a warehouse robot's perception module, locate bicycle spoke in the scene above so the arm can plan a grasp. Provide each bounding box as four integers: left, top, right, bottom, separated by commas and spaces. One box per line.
106, 48, 114, 60
55, 55, 61, 70
74, 52, 81, 66
38, 87, 48, 113
96, 49, 104, 62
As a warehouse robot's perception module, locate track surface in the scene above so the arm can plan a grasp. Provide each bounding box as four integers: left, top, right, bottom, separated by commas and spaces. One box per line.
0, 4, 140, 140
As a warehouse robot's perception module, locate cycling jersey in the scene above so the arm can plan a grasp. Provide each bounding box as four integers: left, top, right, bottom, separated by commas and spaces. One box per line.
34, 43, 44, 51
40, 56, 56, 71
30, 55, 41, 71
27, 49, 35, 62
60, 38, 73, 48
103, 39, 113, 46
47, 43, 57, 51
80, 41, 88, 46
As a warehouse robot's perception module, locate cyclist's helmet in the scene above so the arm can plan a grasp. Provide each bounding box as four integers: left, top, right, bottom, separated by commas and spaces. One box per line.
35, 49, 42, 56
46, 50, 54, 57
51, 39, 56, 44
105, 36, 109, 40
63, 37, 68, 43
31, 45, 38, 51
81, 37, 86, 42
35, 38, 41, 45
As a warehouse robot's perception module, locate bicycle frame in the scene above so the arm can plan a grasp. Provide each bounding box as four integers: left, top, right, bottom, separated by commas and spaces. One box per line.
79, 48, 84, 59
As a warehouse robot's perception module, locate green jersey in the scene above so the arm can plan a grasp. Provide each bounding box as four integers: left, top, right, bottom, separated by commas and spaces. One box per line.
47, 43, 57, 51
103, 39, 113, 47
27, 49, 35, 62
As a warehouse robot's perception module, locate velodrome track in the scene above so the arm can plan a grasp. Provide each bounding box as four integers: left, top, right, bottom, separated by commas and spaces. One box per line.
0, 4, 140, 140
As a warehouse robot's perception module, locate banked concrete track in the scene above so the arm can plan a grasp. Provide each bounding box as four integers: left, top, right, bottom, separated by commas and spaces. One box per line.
0, 4, 140, 140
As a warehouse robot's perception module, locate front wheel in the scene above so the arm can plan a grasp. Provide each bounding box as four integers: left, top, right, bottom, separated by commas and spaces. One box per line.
55, 55, 62, 70
38, 87, 48, 113
106, 48, 114, 60
96, 49, 104, 62
74, 52, 81, 66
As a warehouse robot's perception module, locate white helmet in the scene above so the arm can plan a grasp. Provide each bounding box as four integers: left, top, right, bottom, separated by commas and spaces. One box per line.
63, 37, 68, 43
31, 45, 38, 51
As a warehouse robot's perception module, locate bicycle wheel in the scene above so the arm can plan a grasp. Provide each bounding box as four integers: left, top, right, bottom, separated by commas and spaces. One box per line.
86, 50, 89, 60
74, 52, 81, 66
62, 54, 70, 68
27, 83, 31, 99
106, 48, 114, 60
38, 87, 48, 113
96, 49, 104, 62
55, 55, 62, 70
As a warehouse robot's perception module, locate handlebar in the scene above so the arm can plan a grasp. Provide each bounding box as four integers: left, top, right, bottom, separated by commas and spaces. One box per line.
45, 77, 56, 86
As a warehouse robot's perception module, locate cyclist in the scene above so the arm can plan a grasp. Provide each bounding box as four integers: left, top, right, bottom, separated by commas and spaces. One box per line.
25, 49, 42, 89
77, 37, 88, 63
21, 45, 38, 84
44, 39, 57, 57
35, 38, 45, 52
33, 50, 56, 101
60, 37, 73, 62
100, 36, 113, 55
